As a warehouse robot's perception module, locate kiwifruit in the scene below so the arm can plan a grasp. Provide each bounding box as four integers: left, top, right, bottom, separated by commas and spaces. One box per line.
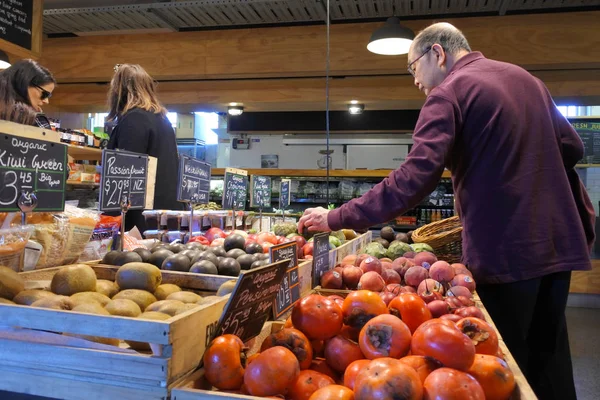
201, 295, 221, 305
50, 264, 97, 296
175, 303, 200, 315
126, 311, 171, 351
145, 300, 187, 316
112, 289, 157, 311
65, 303, 119, 346
101, 250, 121, 265
115, 263, 162, 292
166, 291, 202, 304
13, 290, 55, 306
31, 295, 74, 310
72, 302, 110, 315
104, 299, 142, 317
153, 284, 182, 300
0, 266, 25, 300
70, 292, 111, 307
132, 248, 152, 263
0, 297, 15, 305
113, 251, 143, 266
96, 279, 120, 298
216, 280, 237, 297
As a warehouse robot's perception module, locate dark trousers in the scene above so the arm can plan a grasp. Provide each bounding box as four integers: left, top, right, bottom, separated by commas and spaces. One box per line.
477, 271, 576, 400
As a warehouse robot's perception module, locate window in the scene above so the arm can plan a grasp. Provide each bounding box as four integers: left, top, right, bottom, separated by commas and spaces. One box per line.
166, 112, 177, 128
194, 112, 219, 145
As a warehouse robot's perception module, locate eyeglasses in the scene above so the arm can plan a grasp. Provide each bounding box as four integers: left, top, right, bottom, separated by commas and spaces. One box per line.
32, 83, 52, 100
407, 46, 432, 77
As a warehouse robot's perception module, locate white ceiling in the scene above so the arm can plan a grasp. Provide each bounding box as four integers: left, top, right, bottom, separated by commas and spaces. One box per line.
43, 0, 600, 35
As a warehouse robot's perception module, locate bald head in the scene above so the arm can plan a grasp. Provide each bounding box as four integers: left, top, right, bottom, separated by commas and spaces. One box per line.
411, 22, 471, 56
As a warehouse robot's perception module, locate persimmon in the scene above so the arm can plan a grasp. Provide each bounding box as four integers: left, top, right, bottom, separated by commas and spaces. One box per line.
341, 290, 389, 331
244, 346, 300, 397
310, 358, 339, 381
311, 339, 325, 358
456, 317, 499, 355
423, 367, 485, 400
288, 370, 335, 400
309, 385, 354, 400
203, 334, 246, 390
388, 293, 432, 333
247, 353, 260, 365
411, 320, 476, 371
343, 359, 370, 390
354, 358, 423, 400
292, 294, 343, 340
261, 328, 313, 370
399, 355, 442, 384
340, 324, 361, 341
467, 354, 516, 400
328, 294, 345, 309
323, 334, 365, 373
285, 316, 294, 328
358, 314, 411, 359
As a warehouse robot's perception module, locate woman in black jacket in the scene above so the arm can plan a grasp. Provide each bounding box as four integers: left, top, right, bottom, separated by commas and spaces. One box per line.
107, 64, 182, 232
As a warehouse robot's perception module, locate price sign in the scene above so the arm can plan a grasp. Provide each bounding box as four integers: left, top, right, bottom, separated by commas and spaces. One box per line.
222, 167, 248, 210
214, 260, 288, 343
177, 155, 211, 204
0, 133, 67, 212
0, 0, 33, 51
250, 175, 271, 208
270, 242, 299, 318
99, 149, 148, 212
312, 232, 331, 288
280, 179, 291, 208
571, 119, 600, 164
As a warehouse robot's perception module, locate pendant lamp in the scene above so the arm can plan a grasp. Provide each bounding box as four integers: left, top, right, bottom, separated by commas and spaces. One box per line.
0, 50, 11, 69
367, 17, 415, 56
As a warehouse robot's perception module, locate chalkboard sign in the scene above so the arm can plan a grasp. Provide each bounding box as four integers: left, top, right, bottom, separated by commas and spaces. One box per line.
570, 119, 600, 164
0, 133, 67, 212
214, 260, 288, 343
250, 175, 271, 208
223, 167, 248, 210
280, 179, 291, 208
99, 149, 148, 212
312, 232, 331, 288
0, 0, 33, 51
270, 242, 300, 318
177, 155, 211, 204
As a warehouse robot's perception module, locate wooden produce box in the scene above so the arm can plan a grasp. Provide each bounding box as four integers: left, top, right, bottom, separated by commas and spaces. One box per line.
0, 265, 236, 400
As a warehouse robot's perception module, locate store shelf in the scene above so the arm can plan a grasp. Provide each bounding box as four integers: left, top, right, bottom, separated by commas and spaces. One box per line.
211, 168, 452, 179
67, 145, 103, 161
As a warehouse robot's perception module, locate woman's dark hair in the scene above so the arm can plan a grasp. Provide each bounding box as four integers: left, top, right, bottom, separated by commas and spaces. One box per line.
0, 59, 56, 125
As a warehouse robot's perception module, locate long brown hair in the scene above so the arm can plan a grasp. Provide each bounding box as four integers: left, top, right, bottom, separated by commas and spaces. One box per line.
107, 64, 166, 121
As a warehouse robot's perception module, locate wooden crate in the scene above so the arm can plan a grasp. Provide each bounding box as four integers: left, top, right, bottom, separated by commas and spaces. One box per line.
0, 265, 237, 400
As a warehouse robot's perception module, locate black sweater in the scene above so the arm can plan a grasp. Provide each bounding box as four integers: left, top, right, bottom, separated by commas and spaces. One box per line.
107, 108, 183, 231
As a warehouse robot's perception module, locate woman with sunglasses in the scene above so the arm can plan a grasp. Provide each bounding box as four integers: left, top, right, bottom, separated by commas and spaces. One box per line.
0, 59, 55, 128
106, 63, 182, 232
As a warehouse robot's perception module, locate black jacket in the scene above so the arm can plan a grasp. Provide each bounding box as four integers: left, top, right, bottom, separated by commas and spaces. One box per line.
108, 108, 183, 231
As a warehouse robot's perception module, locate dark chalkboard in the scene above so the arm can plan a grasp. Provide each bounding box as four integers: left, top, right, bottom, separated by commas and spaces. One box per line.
177, 155, 211, 204
99, 149, 148, 212
0, 133, 67, 212
280, 179, 291, 208
0, 0, 33, 51
214, 260, 288, 343
312, 232, 331, 288
270, 242, 300, 319
222, 167, 248, 210
570, 119, 600, 164
250, 175, 271, 208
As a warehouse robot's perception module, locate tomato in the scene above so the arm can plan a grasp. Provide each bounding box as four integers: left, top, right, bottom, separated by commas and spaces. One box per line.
292, 294, 343, 340
302, 242, 314, 257
423, 367, 485, 400
289, 235, 308, 250
399, 355, 442, 384
261, 328, 313, 370
323, 334, 365, 373
204, 227, 224, 243
358, 314, 411, 359
411, 320, 476, 371
310, 358, 339, 381
203, 334, 246, 390
308, 385, 355, 400
257, 232, 278, 245
210, 238, 225, 247
247, 233, 258, 242
262, 242, 274, 253
456, 317, 499, 355
244, 346, 300, 397
354, 358, 422, 400
188, 235, 209, 245
467, 354, 516, 400
288, 370, 335, 400
343, 359, 370, 390
341, 290, 389, 331
277, 235, 290, 244
388, 293, 432, 333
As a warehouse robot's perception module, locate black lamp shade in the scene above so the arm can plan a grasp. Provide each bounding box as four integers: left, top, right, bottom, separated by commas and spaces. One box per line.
367, 17, 415, 55
0, 50, 10, 69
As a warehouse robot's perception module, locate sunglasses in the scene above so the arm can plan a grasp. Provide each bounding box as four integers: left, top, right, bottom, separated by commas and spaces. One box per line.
32, 83, 52, 100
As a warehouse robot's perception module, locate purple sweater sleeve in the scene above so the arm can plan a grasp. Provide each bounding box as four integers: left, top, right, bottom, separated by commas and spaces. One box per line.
328, 95, 458, 230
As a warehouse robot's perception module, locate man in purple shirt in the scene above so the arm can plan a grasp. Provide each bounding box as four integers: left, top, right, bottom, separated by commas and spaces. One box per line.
298, 22, 594, 399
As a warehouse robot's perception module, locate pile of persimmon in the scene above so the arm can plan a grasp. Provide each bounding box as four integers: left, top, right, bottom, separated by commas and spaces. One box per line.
203, 292, 516, 399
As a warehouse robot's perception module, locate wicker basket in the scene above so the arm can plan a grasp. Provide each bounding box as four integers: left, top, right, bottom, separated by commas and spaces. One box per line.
411, 216, 463, 263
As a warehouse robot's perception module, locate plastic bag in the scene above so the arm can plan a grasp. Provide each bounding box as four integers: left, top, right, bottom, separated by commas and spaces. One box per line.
0, 226, 33, 272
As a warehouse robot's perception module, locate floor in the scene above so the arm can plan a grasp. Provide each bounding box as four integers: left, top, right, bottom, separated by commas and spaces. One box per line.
1, 305, 598, 400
